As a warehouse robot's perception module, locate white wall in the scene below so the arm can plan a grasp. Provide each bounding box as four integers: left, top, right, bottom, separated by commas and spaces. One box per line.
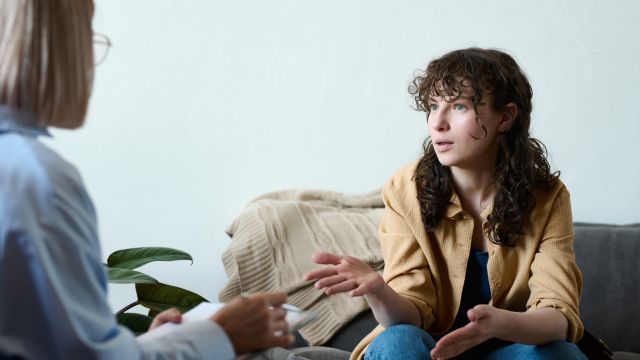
46, 0, 640, 312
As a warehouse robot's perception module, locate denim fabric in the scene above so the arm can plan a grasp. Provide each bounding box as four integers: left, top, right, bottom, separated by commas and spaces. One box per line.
451, 250, 491, 331
365, 325, 436, 360
479, 341, 588, 360
365, 324, 587, 360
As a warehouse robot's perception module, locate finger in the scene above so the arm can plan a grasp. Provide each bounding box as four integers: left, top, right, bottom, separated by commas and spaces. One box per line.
434, 329, 463, 349
442, 324, 473, 341
311, 252, 343, 265
349, 283, 371, 297
270, 307, 287, 321
434, 330, 456, 347
161, 307, 182, 323
270, 318, 289, 333
314, 274, 346, 289
433, 324, 482, 359
149, 307, 182, 329
432, 337, 467, 360
325, 280, 357, 295
304, 267, 338, 281
435, 339, 473, 360
468, 304, 491, 322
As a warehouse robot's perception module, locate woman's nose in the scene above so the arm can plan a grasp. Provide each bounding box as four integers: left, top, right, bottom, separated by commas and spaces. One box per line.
428, 110, 449, 132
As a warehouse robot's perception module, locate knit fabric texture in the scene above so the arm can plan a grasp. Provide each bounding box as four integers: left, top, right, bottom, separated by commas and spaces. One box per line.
219, 188, 385, 345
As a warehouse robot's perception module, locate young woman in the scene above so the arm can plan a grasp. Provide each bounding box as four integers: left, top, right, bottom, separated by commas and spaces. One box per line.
0, 1, 292, 358
304, 48, 587, 360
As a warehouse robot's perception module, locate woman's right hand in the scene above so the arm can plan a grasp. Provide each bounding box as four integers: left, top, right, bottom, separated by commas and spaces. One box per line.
306, 252, 422, 328
303, 252, 385, 297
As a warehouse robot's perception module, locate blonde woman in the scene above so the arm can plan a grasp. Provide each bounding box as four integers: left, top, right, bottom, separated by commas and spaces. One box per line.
0, 1, 292, 358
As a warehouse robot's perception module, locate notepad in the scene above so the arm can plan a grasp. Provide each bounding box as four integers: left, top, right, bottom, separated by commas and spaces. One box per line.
137, 302, 317, 341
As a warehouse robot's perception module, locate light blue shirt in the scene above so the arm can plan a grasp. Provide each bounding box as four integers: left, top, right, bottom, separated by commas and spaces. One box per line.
0, 106, 234, 359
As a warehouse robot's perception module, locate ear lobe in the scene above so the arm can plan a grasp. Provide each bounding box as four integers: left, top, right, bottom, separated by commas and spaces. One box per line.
499, 103, 517, 132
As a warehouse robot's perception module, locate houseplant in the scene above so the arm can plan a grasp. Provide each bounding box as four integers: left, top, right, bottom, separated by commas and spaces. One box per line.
105, 247, 209, 335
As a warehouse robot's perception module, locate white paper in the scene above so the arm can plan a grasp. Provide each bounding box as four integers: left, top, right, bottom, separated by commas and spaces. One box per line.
137, 302, 316, 341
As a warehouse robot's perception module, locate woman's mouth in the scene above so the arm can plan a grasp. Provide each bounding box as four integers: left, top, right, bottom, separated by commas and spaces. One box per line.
434, 141, 453, 151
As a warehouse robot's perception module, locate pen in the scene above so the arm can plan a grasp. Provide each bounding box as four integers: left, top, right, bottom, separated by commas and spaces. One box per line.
281, 303, 304, 313
240, 292, 305, 312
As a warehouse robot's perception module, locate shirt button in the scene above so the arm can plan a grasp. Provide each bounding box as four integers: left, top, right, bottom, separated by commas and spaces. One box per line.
494, 281, 501, 288
490, 249, 495, 255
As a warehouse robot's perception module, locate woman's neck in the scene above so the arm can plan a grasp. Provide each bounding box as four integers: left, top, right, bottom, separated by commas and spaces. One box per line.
450, 166, 495, 216
451, 166, 495, 251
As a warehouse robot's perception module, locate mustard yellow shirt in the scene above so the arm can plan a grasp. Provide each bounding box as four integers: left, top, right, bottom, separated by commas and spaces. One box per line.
351, 161, 583, 359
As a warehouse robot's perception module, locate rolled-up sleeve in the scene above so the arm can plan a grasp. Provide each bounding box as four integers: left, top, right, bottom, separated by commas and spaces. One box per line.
526, 187, 584, 342
379, 177, 436, 329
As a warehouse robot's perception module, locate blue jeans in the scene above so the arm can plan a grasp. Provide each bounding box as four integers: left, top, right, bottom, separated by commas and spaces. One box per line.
364, 324, 588, 360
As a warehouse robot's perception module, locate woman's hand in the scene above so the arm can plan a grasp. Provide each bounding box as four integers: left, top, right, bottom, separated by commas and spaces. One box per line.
431, 305, 505, 360
303, 252, 385, 297
431, 305, 569, 359
306, 252, 423, 328
149, 307, 183, 330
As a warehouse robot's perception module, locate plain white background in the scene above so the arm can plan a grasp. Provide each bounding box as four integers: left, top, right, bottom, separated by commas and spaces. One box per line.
46, 0, 640, 312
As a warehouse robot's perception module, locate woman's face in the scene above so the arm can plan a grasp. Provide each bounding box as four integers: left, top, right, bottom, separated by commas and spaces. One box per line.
426, 89, 506, 172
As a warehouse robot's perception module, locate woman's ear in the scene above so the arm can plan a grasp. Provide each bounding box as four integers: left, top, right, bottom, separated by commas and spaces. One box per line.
498, 103, 518, 132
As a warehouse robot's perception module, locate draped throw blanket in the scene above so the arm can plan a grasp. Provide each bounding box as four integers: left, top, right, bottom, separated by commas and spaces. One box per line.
219, 189, 385, 345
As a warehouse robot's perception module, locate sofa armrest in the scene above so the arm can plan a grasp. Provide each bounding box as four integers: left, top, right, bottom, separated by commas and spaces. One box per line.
574, 222, 640, 353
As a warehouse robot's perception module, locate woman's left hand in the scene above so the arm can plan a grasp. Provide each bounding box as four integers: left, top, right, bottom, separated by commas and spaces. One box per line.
430, 304, 505, 360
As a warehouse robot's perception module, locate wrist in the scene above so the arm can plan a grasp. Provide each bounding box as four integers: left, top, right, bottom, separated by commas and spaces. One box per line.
493, 307, 513, 339
366, 273, 387, 297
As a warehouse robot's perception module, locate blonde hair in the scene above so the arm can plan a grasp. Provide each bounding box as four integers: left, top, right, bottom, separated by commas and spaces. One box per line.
0, 0, 94, 129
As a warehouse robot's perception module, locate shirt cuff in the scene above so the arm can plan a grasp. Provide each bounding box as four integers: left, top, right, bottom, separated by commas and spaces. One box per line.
183, 321, 235, 359
138, 320, 235, 360
526, 299, 584, 342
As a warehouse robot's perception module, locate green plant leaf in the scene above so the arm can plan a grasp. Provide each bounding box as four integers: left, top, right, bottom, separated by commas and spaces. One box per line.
107, 247, 193, 270
136, 282, 208, 314
117, 313, 153, 335
107, 267, 158, 284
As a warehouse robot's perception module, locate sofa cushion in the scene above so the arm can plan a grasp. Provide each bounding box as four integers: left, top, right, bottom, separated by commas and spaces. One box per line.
612, 352, 640, 360
292, 308, 378, 352
574, 223, 640, 353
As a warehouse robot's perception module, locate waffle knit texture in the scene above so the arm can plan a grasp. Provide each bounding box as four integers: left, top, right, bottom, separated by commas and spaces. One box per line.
351, 161, 584, 359
219, 189, 385, 345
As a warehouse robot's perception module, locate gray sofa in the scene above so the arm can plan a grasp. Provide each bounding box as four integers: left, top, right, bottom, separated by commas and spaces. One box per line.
289, 222, 640, 359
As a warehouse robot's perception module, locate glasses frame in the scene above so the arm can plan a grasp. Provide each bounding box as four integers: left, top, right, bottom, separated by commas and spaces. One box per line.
93, 32, 112, 66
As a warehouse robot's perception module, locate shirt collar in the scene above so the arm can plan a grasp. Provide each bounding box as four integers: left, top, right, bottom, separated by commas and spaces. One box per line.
445, 191, 464, 218
0, 105, 51, 137
445, 190, 494, 219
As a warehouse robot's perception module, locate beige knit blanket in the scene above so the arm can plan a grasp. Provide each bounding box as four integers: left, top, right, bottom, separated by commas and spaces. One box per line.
219, 189, 385, 345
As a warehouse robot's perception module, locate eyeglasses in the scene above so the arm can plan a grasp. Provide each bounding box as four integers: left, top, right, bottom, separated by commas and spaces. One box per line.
93, 32, 112, 66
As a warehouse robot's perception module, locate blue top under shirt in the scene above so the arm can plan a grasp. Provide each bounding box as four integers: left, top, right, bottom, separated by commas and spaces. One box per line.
451, 250, 491, 331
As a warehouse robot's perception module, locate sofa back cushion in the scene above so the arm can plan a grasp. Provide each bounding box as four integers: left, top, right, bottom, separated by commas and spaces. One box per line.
574, 222, 640, 353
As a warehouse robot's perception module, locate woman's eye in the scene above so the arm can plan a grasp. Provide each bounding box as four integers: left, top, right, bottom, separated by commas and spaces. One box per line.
453, 103, 466, 111
428, 104, 438, 111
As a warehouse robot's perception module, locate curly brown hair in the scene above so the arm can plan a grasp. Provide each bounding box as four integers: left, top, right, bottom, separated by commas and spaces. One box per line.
409, 48, 559, 246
